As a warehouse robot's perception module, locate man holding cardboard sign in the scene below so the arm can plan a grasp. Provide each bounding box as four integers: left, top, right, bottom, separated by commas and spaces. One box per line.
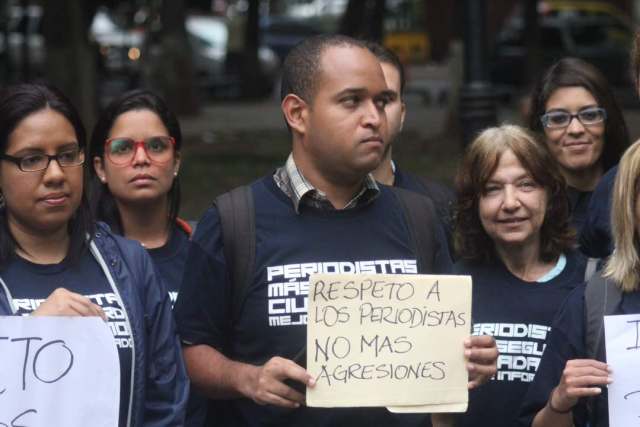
174, 35, 497, 426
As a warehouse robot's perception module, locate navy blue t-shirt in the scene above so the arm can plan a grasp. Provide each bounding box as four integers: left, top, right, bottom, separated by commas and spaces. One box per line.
393, 168, 455, 257
146, 224, 190, 307
518, 281, 640, 427
2, 251, 133, 427
454, 251, 586, 427
568, 186, 593, 236
174, 176, 452, 427
579, 165, 617, 258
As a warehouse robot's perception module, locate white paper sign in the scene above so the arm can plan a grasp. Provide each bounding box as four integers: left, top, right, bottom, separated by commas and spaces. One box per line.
0, 316, 120, 427
306, 273, 471, 411
604, 314, 640, 427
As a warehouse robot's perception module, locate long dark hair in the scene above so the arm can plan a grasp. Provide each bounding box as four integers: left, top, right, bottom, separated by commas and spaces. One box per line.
89, 90, 182, 234
0, 83, 93, 268
529, 57, 629, 172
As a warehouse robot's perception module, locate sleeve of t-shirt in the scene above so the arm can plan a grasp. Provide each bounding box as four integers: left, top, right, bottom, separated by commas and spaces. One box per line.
432, 219, 454, 274
517, 284, 589, 427
174, 207, 232, 351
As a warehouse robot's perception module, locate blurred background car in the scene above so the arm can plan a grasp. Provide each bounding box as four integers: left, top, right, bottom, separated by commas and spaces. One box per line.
186, 14, 280, 96
491, 1, 634, 93
91, 7, 144, 77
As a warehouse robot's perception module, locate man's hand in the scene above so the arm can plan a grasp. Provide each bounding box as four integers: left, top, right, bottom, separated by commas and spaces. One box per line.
247, 356, 315, 408
464, 335, 498, 389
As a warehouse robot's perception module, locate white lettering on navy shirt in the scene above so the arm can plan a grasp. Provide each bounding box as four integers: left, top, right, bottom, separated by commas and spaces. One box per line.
473, 322, 551, 383
266, 259, 418, 327
13, 292, 133, 349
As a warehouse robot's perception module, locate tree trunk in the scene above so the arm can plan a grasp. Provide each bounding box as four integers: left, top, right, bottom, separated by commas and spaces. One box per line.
42, 1, 99, 129
241, 0, 263, 98
144, 0, 199, 115
339, 0, 386, 42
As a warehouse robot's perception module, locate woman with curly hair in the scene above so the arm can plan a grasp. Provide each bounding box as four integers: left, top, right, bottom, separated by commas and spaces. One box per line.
453, 124, 588, 427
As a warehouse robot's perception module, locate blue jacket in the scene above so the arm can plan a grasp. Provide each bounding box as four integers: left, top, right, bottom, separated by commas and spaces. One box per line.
0, 223, 189, 426
0, 287, 9, 314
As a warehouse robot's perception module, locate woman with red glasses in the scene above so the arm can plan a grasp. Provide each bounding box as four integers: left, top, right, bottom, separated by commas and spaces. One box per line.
90, 89, 206, 426
90, 90, 189, 305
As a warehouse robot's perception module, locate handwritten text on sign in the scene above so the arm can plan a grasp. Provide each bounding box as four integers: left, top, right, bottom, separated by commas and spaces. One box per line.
0, 316, 119, 427
605, 314, 640, 427
306, 274, 471, 408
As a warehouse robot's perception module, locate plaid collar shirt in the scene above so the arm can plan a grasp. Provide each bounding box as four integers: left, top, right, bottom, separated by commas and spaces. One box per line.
273, 153, 380, 214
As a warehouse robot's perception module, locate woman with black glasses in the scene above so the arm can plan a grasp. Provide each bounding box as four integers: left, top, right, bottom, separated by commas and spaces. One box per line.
529, 57, 629, 234
0, 83, 188, 426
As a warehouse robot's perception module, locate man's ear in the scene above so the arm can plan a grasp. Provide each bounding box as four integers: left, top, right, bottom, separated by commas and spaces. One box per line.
399, 101, 406, 132
281, 94, 308, 135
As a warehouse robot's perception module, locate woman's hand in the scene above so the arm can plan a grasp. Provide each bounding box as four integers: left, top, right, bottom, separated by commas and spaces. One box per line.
549, 359, 612, 412
32, 288, 106, 320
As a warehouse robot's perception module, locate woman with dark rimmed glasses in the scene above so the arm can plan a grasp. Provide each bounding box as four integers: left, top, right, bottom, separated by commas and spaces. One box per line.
0, 83, 188, 426
89, 89, 206, 426
529, 57, 629, 234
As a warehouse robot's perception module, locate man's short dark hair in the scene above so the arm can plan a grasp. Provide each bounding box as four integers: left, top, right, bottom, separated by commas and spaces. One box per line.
365, 41, 405, 98
280, 34, 367, 102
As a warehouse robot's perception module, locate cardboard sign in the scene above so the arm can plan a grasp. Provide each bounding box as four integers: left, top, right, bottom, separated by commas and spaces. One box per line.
0, 316, 120, 427
605, 314, 640, 427
306, 273, 471, 412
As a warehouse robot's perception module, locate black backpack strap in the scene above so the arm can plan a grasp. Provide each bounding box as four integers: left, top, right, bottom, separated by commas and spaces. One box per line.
389, 186, 438, 273
584, 257, 599, 282
585, 273, 622, 360
214, 185, 256, 324
584, 272, 622, 423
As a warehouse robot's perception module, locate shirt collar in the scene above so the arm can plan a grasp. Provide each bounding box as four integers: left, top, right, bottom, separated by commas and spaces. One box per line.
273, 153, 380, 214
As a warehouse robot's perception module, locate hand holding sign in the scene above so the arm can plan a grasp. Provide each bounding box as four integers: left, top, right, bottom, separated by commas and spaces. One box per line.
548, 359, 611, 414
32, 288, 106, 320
248, 356, 315, 408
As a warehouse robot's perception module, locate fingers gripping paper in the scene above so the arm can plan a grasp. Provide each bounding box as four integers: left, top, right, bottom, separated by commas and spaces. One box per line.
306, 273, 471, 412
0, 316, 120, 427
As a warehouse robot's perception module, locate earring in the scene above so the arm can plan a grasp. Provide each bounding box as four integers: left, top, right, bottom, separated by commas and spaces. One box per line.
174, 171, 178, 177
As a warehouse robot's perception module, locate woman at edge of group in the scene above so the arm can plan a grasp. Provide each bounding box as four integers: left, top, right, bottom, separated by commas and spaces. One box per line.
519, 139, 640, 427
0, 83, 188, 425
89, 89, 191, 305
529, 57, 628, 234
88, 89, 207, 426
452, 124, 587, 427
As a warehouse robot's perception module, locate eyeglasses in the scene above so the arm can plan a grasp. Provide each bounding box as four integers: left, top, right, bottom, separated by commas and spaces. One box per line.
540, 107, 607, 129
0, 147, 85, 172
105, 136, 176, 166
